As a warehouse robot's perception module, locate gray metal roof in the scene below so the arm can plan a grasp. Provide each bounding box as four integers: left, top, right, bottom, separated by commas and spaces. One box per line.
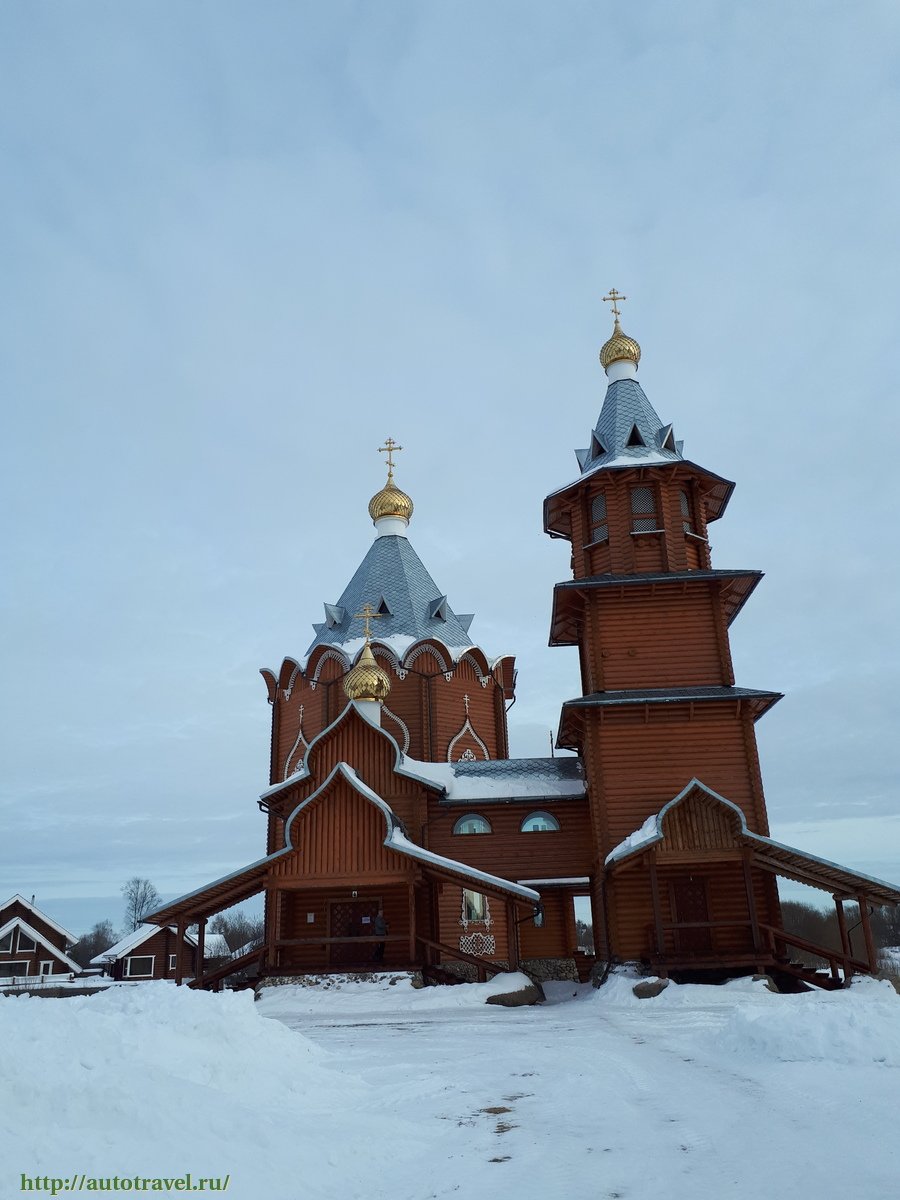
453, 757, 584, 781
574, 378, 683, 474
563, 686, 782, 707
306, 534, 477, 656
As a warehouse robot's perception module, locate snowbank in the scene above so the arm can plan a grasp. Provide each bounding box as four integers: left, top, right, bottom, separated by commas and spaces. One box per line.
0, 983, 367, 1199
716, 977, 900, 1065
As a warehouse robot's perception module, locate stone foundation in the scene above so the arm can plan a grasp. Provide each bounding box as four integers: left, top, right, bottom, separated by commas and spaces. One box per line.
520, 957, 579, 983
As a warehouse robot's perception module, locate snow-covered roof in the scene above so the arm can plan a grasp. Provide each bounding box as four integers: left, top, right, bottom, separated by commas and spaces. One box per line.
0, 894, 78, 946
398, 756, 586, 804
0, 916, 82, 973
91, 923, 197, 965
605, 779, 900, 904
305, 533, 478, 657
202, 933, 230, 958
386, 830, 540, 905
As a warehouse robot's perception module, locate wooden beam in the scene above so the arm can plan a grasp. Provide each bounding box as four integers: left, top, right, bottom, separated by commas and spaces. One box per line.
408, 883, 416, 964
834, 895, 851, 961
506, 900, 520, 971
742, 852, 762, 953
648, 855, 665, 957
175, 920, 185, 987
197, 918, 207, 990
858, 896, 878, 973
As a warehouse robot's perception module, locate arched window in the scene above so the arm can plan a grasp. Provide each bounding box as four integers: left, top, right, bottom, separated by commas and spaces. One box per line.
453, 814, 492, 835
520, 811, 560, 832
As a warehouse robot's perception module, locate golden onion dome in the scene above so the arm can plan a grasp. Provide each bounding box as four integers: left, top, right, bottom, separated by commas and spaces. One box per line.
368, 474, 414, 523
343, 641, 391, 703
599, 318, 641, 370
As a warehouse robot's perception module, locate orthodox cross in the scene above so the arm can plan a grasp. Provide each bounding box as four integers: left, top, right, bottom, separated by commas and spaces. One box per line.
602, 288, 627, 321
377, 437, 403, 481
354, 602, 382, 640
463, 694, 470, 715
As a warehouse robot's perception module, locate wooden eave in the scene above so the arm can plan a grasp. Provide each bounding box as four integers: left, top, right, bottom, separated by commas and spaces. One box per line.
543, 460, 736, 538
556, 686, 782, 751
607, 831, 900, 907
548, 570, 763, 646
145, 858, 276, 926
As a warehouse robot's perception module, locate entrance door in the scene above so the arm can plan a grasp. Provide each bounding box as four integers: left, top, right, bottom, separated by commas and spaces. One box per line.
670, 877, 712, 955
329, 900, 380, 967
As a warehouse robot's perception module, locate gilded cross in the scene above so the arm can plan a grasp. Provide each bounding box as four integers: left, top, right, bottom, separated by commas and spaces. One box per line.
602, 288, 628, 321
377, 437, 403, 480
354, 602, 382, 640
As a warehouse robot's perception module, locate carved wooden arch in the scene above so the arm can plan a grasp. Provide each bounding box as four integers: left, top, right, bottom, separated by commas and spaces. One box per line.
457, 648, 491, 686
308, 646, 350, 687
403, 641, 451, 675
447, 718, 490, 763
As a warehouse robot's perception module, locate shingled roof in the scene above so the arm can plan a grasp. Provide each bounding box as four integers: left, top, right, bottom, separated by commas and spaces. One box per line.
306, 533, 476, 657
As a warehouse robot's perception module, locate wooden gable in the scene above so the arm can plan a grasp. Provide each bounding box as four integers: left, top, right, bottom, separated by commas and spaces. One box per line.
270, 772, 413, 884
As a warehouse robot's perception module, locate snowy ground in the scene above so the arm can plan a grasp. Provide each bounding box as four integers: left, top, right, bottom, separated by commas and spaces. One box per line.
3, 971, 900, 1200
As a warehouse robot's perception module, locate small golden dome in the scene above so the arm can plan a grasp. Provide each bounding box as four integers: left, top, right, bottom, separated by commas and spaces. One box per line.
343, 642, 391, 702
368, 478, 414, 524
599, 318, 641, 369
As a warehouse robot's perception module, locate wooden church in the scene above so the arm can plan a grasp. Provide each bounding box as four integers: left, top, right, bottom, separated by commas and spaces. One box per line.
148, 295, 900, 990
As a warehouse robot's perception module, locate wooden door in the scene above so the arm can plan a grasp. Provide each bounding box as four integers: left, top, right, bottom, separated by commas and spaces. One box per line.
670, 877, 712, 955
329, 900, 380, 966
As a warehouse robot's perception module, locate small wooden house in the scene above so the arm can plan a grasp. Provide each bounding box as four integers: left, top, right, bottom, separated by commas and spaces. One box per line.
91, 924, 200, 982
0, 895, 81, 982
144, 312, 900, 990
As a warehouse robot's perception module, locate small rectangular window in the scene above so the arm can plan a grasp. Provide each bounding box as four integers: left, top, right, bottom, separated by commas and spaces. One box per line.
168, 954, 177, 971
590, 493, 608, 544
462, 890, 486, 924
680, 489, 693, 534
630, 486, 658, 532
125, 955, 154, 978
0, 961, 29, 978
39, 961, 54, 976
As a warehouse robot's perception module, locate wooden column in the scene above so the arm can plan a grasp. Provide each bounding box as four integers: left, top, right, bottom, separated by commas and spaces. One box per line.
742, 852, 762, 954
648, 855, 665, 962
834, 895, 851, 962
506, 900, 520, 971
197, 918, 207, 989
265, 890, 279, 974
175, 920, 185, 986
408, 881, 417, 964
857, 896, 878, 973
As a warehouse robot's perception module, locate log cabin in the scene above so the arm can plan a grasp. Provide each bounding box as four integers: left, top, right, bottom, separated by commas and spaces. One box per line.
0, 895, 81, 983
146, 301, 900, 991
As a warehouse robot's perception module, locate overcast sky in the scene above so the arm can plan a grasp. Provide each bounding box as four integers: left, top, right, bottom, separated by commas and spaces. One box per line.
2, 1, 900, 934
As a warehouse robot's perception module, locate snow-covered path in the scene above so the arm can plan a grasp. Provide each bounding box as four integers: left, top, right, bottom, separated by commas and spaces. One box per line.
4, 973, 900, 1200
260, 975, 900, 1200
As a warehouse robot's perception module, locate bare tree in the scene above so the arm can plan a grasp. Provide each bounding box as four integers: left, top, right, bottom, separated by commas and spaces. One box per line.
71, 919, 118, 968
210, 909, 264, 953
121, 878, 161, 932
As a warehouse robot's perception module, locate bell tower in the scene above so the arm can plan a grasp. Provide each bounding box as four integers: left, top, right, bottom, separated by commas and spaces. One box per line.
545, 294, 783, 965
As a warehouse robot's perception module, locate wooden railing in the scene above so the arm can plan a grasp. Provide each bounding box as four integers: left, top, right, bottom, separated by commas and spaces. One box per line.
190, 945, 266, 991
760, 924, 869, 984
